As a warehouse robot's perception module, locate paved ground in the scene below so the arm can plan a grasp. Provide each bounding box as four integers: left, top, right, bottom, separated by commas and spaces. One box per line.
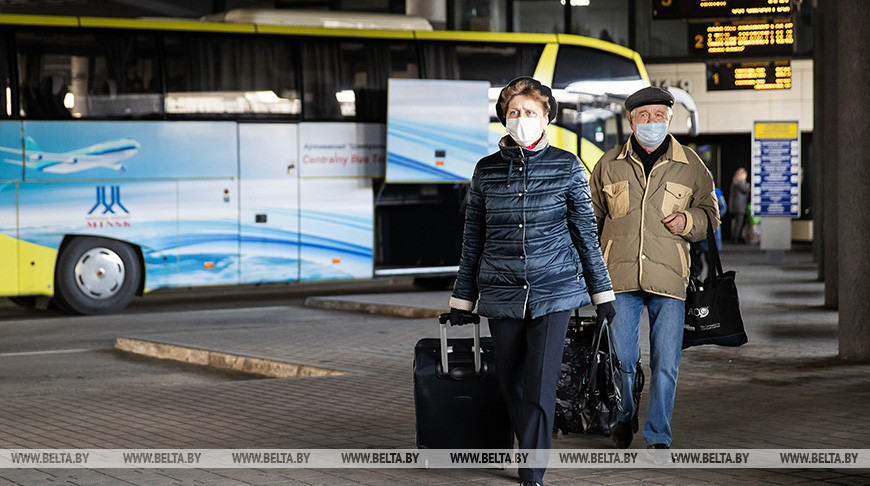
1, 244, 869, 485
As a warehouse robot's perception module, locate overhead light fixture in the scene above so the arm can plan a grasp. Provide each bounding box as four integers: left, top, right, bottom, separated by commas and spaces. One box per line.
561, 0, 591, 6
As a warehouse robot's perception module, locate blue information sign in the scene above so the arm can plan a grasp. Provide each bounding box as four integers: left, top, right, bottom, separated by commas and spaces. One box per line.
751, 121, 800, 217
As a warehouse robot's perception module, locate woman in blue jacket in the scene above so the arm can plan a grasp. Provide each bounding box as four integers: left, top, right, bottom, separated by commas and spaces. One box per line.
448, 77, 615, 486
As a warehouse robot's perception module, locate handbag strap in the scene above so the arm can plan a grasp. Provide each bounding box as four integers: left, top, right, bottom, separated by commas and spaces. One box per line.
702, 211, 723, 277
602, 321, 624, 404
584, 318, 608, 389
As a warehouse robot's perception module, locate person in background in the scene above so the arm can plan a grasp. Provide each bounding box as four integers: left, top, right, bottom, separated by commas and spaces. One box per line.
728, 167, 750, 243
589, 86, 719, 450
448, 77, 615, 486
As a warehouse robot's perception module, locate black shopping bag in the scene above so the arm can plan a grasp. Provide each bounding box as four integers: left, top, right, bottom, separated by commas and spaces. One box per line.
684, 213, 748, 349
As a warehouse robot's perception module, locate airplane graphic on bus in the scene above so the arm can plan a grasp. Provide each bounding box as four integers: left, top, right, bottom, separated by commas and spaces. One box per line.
1, 136, 139, 174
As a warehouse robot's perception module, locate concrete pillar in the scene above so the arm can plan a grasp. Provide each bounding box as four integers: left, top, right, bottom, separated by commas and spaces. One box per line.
820, 0, 838, 308
837, 0, 870, 360
811, 1, 824, 271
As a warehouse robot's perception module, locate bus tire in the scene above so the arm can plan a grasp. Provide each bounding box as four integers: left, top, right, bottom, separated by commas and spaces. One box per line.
54, 237, 141, 315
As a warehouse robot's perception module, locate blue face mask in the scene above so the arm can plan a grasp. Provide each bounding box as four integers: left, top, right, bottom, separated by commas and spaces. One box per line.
634, 122, 669, 148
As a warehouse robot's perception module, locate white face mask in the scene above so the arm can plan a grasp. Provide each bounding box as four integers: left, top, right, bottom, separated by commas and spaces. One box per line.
505, 117, 544, 147
634, 122, 669, 148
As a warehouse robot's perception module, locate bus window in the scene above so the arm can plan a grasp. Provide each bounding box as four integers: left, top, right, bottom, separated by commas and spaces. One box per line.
300, 38, 418, 122
420, 42, 544, 86
162, 34, 299, 117
16, 30, 161, 119
552, 44, 643, 92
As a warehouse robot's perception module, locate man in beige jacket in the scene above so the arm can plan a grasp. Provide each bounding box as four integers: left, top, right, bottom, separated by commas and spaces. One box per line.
589, 86, 719, 450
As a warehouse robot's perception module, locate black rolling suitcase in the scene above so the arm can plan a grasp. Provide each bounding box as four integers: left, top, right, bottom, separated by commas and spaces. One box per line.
413, 313, 513, 449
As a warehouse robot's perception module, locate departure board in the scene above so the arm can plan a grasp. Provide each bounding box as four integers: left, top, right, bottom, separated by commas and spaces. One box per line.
689, 19, 794, 56
707, 61, 791, 90
752, 121, 800, 217
653, 0, 792, 19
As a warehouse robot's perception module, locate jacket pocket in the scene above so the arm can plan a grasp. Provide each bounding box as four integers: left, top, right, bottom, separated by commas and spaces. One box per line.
676, 242, 688, 278
602, 239, 613, 265
661, 181, 693, 215
602, 180, 629, 219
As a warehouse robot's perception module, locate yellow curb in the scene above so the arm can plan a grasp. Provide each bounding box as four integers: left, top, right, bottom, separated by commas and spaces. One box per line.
114, 337, 345, 379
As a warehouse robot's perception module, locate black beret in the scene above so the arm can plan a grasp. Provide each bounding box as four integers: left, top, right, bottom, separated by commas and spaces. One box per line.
496, 76, 557, 126
624, 86, 674, 113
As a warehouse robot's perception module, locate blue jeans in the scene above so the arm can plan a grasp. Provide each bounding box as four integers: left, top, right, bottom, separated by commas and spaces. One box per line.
611, 291, 684, 446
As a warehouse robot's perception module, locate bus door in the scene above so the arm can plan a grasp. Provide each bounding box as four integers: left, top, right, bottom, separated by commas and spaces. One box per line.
238, 123, 300, 284
376, 79, 489, 280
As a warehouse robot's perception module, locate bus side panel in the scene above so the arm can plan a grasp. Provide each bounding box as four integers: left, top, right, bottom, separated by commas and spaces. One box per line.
239, 123, 300, 284
299, 178, 373, 281
18, 120, 243, 291
17, 181, 179, 293
0, 121, 23, 180
0, 121, 22, 295
239, 177, 299, 284
0, 183, 19, 295
16, 238, 55, 296
177, 179, 239, 287
17, 182, 83, 296
22, 121, 238, 180
118, 181, 179, 290
297, 123, 385, 178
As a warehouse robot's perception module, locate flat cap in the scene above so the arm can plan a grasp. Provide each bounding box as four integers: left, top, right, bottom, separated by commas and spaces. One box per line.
496, 76, 557, 126
624, 86, 674, 113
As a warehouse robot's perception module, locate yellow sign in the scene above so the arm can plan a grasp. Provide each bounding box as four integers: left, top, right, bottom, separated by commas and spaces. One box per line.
754, 122, 798, 140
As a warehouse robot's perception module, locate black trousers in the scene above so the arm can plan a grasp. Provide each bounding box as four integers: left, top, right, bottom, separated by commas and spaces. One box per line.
489, 310, 571, 484
731, 212, 746, 243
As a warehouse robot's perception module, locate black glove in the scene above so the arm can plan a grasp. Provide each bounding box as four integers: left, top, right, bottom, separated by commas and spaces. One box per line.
596, 301, 616, 327
445, 307, 478, 326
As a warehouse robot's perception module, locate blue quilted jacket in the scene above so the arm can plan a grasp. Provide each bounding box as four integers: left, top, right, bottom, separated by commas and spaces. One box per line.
450, 135, 614, 320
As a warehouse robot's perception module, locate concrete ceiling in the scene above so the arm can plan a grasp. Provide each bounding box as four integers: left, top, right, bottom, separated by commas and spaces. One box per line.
0, 0, 243, 19
0, 0, 400, 19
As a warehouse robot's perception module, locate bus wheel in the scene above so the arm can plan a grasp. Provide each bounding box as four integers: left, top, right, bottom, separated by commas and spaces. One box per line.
413, 276, 455, 291
54, 237, 141, 315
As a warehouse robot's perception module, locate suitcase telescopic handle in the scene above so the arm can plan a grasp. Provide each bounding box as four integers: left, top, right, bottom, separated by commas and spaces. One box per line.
437, 314, 482, 375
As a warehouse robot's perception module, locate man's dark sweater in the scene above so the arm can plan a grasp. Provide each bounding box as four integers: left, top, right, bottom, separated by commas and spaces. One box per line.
631, 134, 672, 178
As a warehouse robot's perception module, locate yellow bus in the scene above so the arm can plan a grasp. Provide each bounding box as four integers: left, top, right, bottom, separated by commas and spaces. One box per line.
0, 9, 650, 314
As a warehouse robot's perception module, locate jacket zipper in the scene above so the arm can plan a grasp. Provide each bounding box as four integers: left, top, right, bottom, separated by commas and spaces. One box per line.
635, 154, 648, 285
636, 155, 669, 286
521, 150, 530, 314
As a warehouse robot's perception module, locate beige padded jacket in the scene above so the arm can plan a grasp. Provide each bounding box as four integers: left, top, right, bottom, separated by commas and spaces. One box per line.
589, 135, 720, 300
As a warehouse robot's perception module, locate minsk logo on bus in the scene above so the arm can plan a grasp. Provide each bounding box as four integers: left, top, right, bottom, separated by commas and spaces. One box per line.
89, 186, 129, 215
86, 185, 131, 228
1, 136, 139, 174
